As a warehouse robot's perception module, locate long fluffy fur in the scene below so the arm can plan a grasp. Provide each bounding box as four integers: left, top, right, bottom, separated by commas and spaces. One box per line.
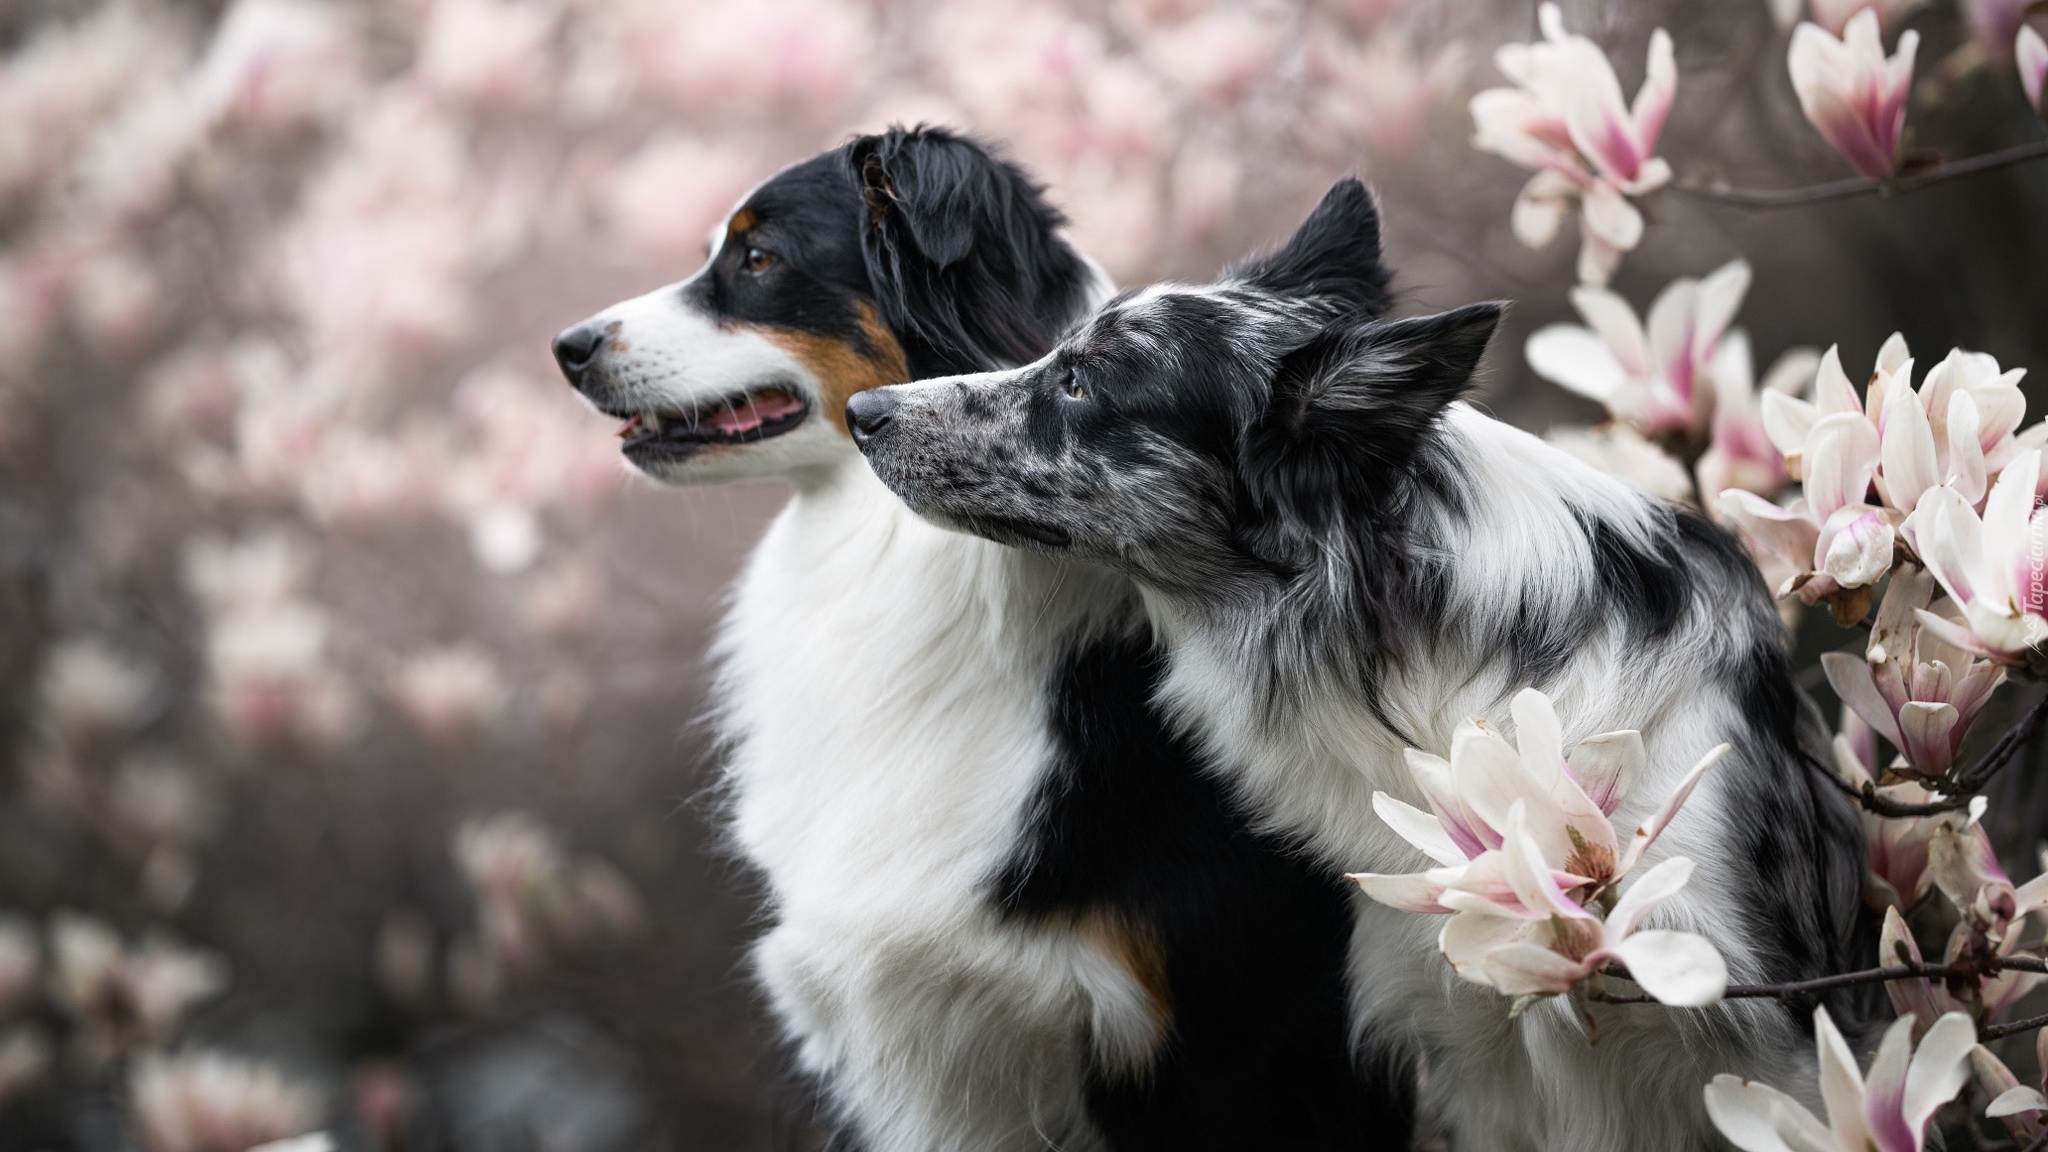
852, 179, 1872, 1152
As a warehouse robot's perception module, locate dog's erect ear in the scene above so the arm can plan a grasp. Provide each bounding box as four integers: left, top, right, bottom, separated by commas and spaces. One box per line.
1230, 178, 1392, 318
1236, 302, 1503, 570
847, 125, 1096, 379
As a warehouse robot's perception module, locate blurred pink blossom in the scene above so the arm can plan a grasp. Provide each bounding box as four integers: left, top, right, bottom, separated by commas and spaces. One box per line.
299, 429, 438, 530
619, 0, 871, 118
38, 637, 158, 744
1980, 1030, 2048, 1141
1805, 0, 1927, 34
0, 1027, 50, 1106
1141, 8, 1284, 104
1314, 31, 1467, 159
131, 1051, 323, 1152
1546, 423, 1696, 504
599, 135, 760, 264
192, 0, 363, 130
1524, 259, 1751, 440
1927, 816, 2048, 949
518, 561, 602, 639
385, 646, 508, 742
417, 0, 557, 108
1167, 141, 1241, 239
68, 250, 162, 361
47, 913, 226, 1053
1471, 3, 1675, 285
0, 918, 41, 1023
1832, 722, 1952, 910
184, 534, 360, 749
1789, 10, 1918, 179
1968, 0, 2042, 59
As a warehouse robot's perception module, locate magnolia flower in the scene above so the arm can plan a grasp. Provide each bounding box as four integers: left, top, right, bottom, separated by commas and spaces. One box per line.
1437, 808, 1728, 1006
384, 646, 507, 742
131, 1050, 323, 1152
0, 917, 40, 1022
1471, 3, 1675, 285
191, 0, 363, 130
1705, 1007, 1973, 1152
1881, 905, 2040, 1033
1903, 449, 2048, 672
1788, 10, 1918, 178
1546, 423, 1696, 504
1525, 260, 1751, 440
0, 1026, 49, 1105
453, 813, 642, 975
47, 913, 226, 1053
2022, 26, 2048, 117
1821, 565, 2004, 777
1348, 688, 1728, 1005
1805, 0, 1927, 33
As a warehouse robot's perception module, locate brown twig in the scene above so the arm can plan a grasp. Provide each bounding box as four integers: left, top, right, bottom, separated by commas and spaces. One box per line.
1674, 140, 2048, 209
1953, 691, 2048, 793
1589, 961, 1964, 1004
1984, 1011, 2048, 1042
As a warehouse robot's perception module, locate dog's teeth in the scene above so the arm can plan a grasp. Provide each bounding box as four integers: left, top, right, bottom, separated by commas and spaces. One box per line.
645, 412, 664, 432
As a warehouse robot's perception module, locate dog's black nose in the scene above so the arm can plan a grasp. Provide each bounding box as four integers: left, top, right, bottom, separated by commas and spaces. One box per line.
845, 388, 900, 445
552, 322, 604, 386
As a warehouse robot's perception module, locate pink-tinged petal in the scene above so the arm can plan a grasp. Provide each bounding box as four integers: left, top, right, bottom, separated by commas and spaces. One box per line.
1895, 701, 1958, 775
1816, 344, 1866, 416
1579, 179, 1643, 251
1881, 382, 1940, 512
1631, 29, 1676, 152
1984, 450, 2042, 603
1897, 1013, 1975, 1147
1405, 748, 1493, 858
1693, 260, 1753, 366
2021, 26, 2048, 114
1569, 285, 1651, 376
1910, 610, 1999, 661
1479, 941, 1590, 996
1833, 732, 1876, 790
1567, 730, 1643, 816
1823, 651, 1905, 745
1861, 1016, 1919, 1152
1607, 929, 1727, 1006
1348, 868, 1456, 913
1878, 30, 1919, 161
1606, 856, 1693, 937
2013, 871, 2048, 918
1816, 504, 1894, 591
1815, 1006, 1876, 1150
1644, 275, 1701, 395
1945, 392, 1987, 505
1563, 43, 1646, 184
1616, 742, 1728, 876
1989, 1087, 2048, 1119
1905, 486, 1986, 608
1880, 906, 1941, 1027
1527, 324, 1629, 405
1719, 490, 1822, 595
1705, 1074, 1839, 1152
1453, 730, 1571, 859
1806, 412, 1881, 521
1371, 791, 1470, 866
1927, 821, 2009, 918
1576, 218, 1624, 287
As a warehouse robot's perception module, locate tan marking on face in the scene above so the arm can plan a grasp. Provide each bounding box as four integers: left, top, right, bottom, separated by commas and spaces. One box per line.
755, 301, 909, 436
726, 208, 757, 237
1077, 907, 1172, 1046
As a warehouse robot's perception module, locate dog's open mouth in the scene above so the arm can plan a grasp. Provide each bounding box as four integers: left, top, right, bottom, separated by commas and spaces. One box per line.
615, 387, 809, 460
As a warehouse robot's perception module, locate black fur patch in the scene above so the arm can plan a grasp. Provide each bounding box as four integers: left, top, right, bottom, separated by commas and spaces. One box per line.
992, 634, 1416, 1151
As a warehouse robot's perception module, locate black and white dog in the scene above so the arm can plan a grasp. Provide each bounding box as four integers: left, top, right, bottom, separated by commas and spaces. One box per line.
553, 130, 1413, 1151
848, 179, 1870, 1151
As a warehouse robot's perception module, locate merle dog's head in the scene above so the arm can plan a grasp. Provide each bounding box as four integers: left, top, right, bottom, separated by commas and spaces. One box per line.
848, 179, 1503, 600
550, 125, 1102, 485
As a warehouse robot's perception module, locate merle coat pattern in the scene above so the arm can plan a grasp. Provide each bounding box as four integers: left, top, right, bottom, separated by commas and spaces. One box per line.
849, 179, 1871, 1152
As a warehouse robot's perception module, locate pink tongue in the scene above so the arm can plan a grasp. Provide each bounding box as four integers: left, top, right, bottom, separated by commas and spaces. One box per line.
704, 390, 804, 435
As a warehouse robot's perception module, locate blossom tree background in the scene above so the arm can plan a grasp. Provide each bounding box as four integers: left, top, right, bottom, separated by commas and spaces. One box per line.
0, 0, 2043, 1149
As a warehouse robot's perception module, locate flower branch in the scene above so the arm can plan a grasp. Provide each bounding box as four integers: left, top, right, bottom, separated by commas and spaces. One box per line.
1673, 139, 2048, 210
1587, 960, 2042, 1005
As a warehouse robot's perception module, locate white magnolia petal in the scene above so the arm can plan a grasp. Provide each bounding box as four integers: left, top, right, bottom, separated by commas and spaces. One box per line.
1348, 868, 1455, 913
1606, 856, 1694, 938
1510, 687, 1567, 791
1704, 1074, 1838, 1152
1881, 383, 1941, 513
1527, 325, 1629, 404
1608, 929, 1727, 1006
1988, 1086, 2048, 1118
1616, 742, 1727, 876
1566, 730, 1643, 816
1480, 941, 1588, 996
1821, 651, 1904, 745
1815, 1006, 1875, 1151
1371, 792, 1469, 867
1568, 286, 1650, 376
1899, 1012, 1977, 1140
1693, 259, 1752, 362
1579, 179, 1643, 250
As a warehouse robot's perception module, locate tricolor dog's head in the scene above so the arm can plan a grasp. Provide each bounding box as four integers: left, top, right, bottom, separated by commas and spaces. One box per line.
848, 179, 1503, 599
551, 125, 1103, 485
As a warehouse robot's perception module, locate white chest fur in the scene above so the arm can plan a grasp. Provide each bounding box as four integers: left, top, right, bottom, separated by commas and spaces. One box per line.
712, 459, 1154, 1152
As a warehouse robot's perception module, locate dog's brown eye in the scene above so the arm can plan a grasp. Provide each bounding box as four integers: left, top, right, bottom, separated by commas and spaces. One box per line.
1063, 372, 1087, 400
744, 247, 775, 273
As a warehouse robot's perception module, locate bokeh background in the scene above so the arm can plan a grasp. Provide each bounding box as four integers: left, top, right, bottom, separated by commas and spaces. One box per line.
1, 0, 2045, 1149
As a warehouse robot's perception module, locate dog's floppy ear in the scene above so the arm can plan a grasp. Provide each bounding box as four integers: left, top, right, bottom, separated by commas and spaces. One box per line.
1237, 302, 1503, 571
848, 125, 1096, 379
1230, 178, 1393, 319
